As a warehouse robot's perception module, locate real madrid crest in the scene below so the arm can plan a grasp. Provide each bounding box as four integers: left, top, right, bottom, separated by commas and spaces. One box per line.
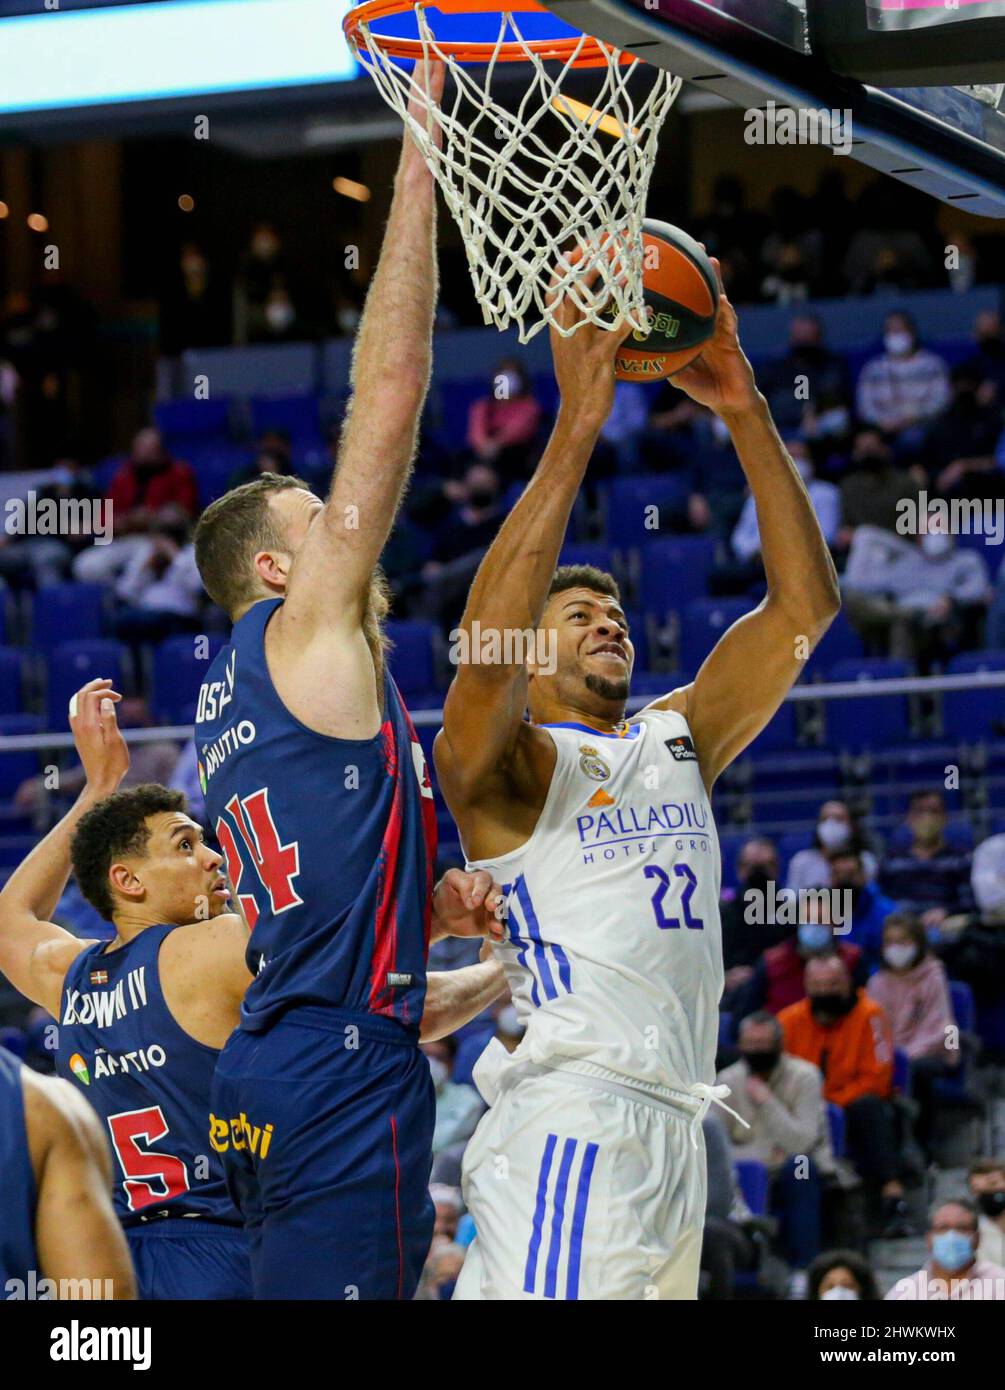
579, 744, 611, 782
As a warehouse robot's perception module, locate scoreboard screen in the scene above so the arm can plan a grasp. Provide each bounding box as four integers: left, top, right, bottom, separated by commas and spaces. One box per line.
869, 0, 1005, 30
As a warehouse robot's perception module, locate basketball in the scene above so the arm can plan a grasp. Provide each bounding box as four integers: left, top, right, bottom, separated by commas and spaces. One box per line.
612, 220, 720, 382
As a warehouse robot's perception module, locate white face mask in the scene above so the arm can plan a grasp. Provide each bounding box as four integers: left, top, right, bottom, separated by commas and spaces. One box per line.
821, 1285, 860, 1301
921, 531, 952, 559
817, 817, 851, 851
883, 943, 918, 971
427, 1057, 448, 1090
885, 331, 914, 357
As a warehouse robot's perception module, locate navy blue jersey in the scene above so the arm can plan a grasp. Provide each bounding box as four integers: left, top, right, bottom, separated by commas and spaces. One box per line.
195, 597, 437, 1034
0, 1048, 37, 1285
57, 925, 240, 1229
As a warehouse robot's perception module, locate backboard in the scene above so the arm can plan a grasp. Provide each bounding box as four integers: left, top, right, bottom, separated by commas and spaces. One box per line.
542, 0, 1005, 216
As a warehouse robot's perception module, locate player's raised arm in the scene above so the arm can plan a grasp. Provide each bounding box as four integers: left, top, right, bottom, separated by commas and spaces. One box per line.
277, 61, 443, 637
0, 680, 129, 1017
435, 279, 629, 808
25, 1071, 137, 1298
649, 263, 840, 789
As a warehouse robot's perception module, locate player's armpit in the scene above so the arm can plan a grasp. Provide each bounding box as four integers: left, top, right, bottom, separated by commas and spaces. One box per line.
420, 960, 507, 1042
26, 1073, 137, 1298
0, 922, 87, 1019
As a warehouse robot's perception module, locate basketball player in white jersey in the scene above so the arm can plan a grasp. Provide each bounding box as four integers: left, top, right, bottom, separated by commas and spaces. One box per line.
434, 266, 840, 1300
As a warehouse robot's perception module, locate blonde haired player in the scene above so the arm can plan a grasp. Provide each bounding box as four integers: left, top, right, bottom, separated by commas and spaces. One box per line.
434, 266, 840, 1300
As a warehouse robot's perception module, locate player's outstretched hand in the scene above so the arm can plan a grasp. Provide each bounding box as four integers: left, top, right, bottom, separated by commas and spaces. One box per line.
431, 867, 506, 943
671, 255, 760, 419
547, 246, 632, 434
404, 58, 446, 155
68, 678, 129, 797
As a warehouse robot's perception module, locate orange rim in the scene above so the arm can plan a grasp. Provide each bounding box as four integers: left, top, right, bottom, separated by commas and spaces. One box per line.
343, 0, 631, 68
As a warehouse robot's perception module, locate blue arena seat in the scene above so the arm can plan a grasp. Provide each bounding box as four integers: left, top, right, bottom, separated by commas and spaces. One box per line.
603, 474, 691, 548
47, 642, 127, 728
827, 1103, 846, 1159
637, 536, 717, 620
31, 583, 106, 650
803, 608, 865, 676
250, 392, 321, 442
678, 598, 751, 674
824, 658, 912, 751
154, 397, 232, 441
386, 620, 437, 699
151, 635, 226, 725
0, 715, 44, 798
747, 701, 799, 752
558, 542, 616, 575
735, 1159, 769, 1216
0, 649, 26, 716
934, 980, 978, 1102
941, 651, 1005, 743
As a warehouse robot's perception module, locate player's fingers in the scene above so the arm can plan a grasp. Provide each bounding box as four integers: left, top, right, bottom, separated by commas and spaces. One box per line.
465, 869, 492, 910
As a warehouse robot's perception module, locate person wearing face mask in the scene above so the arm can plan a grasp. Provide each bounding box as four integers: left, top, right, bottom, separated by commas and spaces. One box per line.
807, 1248, 879, 1302
887, 1200, 1005, 1300
716, 1013, 835, 1276
867, 912, 958, 1153
842, 510, 991, 666
466, 357, 543, 485
779, 955, 910, 1236
761, 315, 851, 435
855, 311, 950, 448
963, 309, 1005, 407
720, 837, 793, 1004
416, 463, 503, 631
826, 849, 898, 966
924, 363, 1004, 500
786, 800, 878, 895
731, 900, 868, 1022
969, 1159, 1005, 1270
879, 791, 975, 934
836, 428, 920, 552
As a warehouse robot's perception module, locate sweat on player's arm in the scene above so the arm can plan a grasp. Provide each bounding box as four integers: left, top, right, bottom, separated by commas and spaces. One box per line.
436, 272, 632, 797
276, 60, 445, 639
0, 679, 128, 1018
646, 262, 840, 789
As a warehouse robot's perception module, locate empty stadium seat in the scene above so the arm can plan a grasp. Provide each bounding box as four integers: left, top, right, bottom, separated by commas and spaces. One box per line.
0, 649, 25, 716
558, 542, 616, 575
603, 475, 691, 549
827, 1103, 846, 1158
47, 642, 127, 728
678, 598, 751, 675
31, 583, 106, 650
386, 620, 437, 699
151, 635, 226, 725
748, 701, 799, 752
825, 658, 912, 751
250, 392, 321, 442
804, 608, 865, 676
637, 536, 717, 620
0, 715, 43, 798
154, 397, 232, 441
734, 1159, 769, 1216
941, 650, 1005, 743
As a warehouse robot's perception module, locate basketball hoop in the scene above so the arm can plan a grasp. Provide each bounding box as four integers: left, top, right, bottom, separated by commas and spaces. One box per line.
344, 0, 682, 342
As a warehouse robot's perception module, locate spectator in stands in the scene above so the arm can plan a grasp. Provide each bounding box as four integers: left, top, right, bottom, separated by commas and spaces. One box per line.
779, 955, 909, 1236
807, 1248, 880, 1301
887, 1200, 1005, 1300
113, 525, 204, 683
855, 312, 951, 452
760, 314, 850, 436
596, 381, 650, 475
972, 833, 1005, 924
644, 382, 703, 472
466, 358, 542, 484
717, 1012, 835, 1275
234, 222, 295, 345
159, 241, 231, 354
827, 848, 898, 965
227, 446, 294, 494
415, 1184, 467, 1300
969, 1158, 1005, 1269
879, 790, 975, 932
842, 510, 991, 665
700, 1111, 758, 1300
759, 187, 820, 306
416, 462, 502, 630
721, 836, 790, 999
924, 362, 1004, 498
729, 439, 839, 577
786, 800, 878, 893
732, 904, 868, 1021
424, 1035, 484, 1158
695, 175, 767, 304
867, 912, 959, 1152
963, 309, 1005, 406
835, 428, 920, 550
0, 448, 101, 591
72, 427, 198, 588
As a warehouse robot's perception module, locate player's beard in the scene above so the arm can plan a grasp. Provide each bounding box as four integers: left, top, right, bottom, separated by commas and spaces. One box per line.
585, 671, 630, 703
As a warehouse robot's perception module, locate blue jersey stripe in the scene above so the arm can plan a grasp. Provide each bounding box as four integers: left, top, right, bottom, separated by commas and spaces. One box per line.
515, 877, 559, 1001
565, 1141, 599, 1300
544, 1137, 577, 1299
506, 897, 541, 1009
524, 1132, 557, 1295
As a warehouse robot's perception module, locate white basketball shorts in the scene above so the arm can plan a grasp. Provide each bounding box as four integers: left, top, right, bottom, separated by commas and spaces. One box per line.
452, 1059, 707, 1301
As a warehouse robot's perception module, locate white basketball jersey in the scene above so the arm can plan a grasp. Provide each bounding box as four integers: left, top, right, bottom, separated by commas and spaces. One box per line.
467, 706, 723, 1100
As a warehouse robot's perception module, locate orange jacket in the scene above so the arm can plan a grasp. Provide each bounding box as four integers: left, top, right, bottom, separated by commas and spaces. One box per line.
778, 991, 893, 1108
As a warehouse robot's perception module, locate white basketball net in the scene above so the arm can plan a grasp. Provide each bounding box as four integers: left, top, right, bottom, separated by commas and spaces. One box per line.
350, 6, 682, 342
